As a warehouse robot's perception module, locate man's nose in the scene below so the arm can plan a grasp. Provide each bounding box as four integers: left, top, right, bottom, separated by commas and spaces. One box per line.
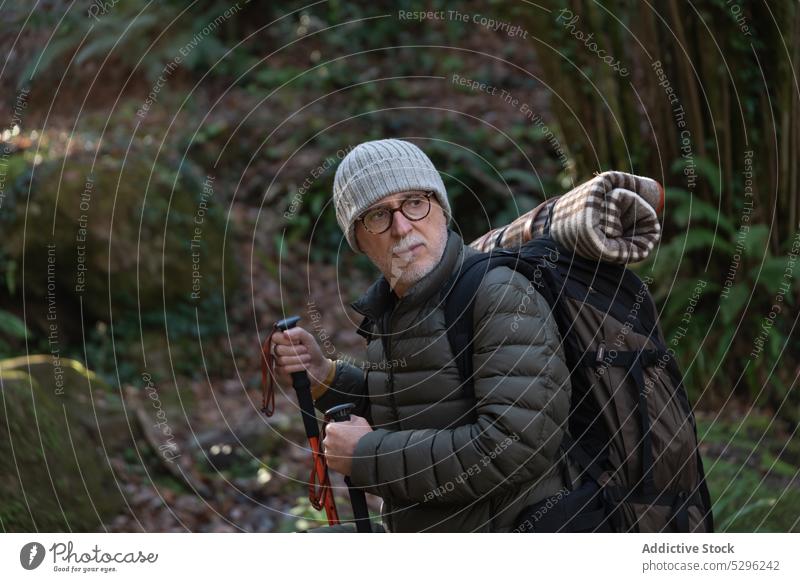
391, 209, 413, 237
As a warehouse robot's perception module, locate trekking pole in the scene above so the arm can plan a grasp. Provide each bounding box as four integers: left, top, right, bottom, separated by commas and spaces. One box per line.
324, 403, 372, 533
261, 315, 340, 525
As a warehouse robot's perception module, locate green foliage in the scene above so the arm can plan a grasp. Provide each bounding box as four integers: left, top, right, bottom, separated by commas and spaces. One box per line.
698, 414, 800, 532
6, 0, 245, 89
280, 496, 331, 533
667, 187, 735, 235
0, 144, 28, 298
300, 0, 463, 56
0, 358, 127, 531
78, 292, 229, 386
0, 309, 30, 359
280, 494, 376, 532
0, 124, 236, 388
671, 157, 723, 199
0, 309, 28, 340
645, 160, 799, 423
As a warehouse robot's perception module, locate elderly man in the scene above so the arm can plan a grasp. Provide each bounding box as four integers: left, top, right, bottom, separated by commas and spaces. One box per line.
271, 138, 572, 532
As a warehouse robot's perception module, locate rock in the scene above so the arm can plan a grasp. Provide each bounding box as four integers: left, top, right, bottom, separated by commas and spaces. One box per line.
0, 356, 135, 531
6, 150, 236, 325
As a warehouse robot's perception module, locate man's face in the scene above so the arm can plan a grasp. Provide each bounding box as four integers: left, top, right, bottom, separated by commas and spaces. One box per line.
354, 190, 448, 297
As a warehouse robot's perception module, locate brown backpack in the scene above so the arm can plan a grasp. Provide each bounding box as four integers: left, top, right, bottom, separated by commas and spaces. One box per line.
441, 236, 714, 532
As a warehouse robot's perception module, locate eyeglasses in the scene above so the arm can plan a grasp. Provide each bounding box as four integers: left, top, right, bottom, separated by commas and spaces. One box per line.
357, 191, 434, 235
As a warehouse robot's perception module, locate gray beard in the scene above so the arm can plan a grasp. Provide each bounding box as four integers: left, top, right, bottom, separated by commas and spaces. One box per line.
385, 228, 447, 291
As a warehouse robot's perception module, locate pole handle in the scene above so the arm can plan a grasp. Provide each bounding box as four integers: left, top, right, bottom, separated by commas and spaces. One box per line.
324, 402, 356, 423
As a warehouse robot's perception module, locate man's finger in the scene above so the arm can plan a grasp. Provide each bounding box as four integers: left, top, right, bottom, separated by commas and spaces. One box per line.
278, 354, 312, 366
273, 344, 308, 356
283, 327, 312, 346
272, 327, 305, 346
283, 363, 311, 373
282, 327, 304, 339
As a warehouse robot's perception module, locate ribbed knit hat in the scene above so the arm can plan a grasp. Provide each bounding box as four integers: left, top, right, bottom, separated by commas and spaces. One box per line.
333, 139, 451, 252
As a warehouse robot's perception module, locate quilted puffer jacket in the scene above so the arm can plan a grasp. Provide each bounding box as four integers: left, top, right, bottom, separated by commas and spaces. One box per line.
314, 228, 573, 532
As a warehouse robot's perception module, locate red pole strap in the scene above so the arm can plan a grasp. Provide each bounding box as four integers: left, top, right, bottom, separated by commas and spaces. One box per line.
260, 333, 277, 416
308, 435, 340, 524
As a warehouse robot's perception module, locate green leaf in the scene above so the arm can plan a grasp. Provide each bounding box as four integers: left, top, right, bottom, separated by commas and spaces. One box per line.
4, 259, 17, 294
76, 34, 126, 66
666, 187, 735, 234
749, 256, 790, 295
18, 35, 80, 88
741, 224, 770, 258
671, 157, 722, 197
661, 278, 714, 324
760, 452, 797, 479
0, 310, 29, 340
694, 157, 723, 197
719, 282, 749, 324
766, 326, 787, 362
678, 228, 735, 255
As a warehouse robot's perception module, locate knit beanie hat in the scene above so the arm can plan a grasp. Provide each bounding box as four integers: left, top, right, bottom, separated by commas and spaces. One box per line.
333, 139, 451, 252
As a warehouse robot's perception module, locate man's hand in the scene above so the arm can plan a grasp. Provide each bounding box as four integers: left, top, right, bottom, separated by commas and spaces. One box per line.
271, 326, 332, 389
323, 415, 373, 476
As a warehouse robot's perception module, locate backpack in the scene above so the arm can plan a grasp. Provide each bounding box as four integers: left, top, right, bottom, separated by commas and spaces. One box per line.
440, 236, 714, 533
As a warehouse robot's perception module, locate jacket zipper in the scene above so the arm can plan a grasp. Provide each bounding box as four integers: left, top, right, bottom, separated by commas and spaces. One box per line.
380, 308, 402, 431
377, 310, 398, 532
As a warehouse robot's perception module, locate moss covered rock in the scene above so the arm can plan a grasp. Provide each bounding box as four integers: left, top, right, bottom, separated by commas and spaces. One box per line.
0, 356, 134, 532
7, 148, 235, 324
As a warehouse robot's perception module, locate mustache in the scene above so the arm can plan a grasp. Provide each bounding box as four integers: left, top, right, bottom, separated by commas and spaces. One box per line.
391, 236, 425, 255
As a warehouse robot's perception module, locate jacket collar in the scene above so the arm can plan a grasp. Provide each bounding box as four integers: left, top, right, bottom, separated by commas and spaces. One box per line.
350, 228, 468, 321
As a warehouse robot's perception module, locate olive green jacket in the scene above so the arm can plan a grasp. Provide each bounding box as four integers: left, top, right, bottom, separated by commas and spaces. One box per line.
314, 229, 573, 532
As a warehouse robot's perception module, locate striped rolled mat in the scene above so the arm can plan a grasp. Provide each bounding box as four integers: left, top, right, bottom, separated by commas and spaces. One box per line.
469, 171, 665, 264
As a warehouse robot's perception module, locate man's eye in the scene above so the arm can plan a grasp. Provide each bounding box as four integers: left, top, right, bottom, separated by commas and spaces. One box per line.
368, 209, 388, 220
406, 198, 424, 208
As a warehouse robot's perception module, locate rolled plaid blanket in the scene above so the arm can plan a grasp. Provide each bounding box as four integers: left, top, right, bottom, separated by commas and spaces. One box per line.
469, 171, 665, 264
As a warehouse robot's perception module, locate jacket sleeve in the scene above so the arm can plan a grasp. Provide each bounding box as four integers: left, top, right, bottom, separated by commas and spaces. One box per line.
349, 266, 571, 505
313, 360, 368, 415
